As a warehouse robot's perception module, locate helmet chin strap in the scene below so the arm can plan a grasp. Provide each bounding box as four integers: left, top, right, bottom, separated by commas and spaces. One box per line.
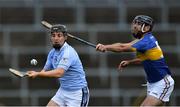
141, 24, 146, 33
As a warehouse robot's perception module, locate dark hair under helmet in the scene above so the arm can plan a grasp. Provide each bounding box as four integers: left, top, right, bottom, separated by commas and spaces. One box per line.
133, 15, 154, 28
51, 24, 67, 35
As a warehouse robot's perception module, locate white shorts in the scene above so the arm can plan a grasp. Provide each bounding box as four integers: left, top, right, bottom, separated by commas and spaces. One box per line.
147, 75, 174, 102
51, 87, 89, 107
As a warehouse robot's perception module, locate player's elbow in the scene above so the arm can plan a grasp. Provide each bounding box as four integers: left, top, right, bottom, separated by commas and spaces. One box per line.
115, 47, 129, 52
120, 45, 133, 52
53, 72, 64, 78
54, 74, 62, 78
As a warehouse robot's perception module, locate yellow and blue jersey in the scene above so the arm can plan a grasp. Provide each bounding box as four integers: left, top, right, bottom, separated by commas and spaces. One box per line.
132, 32, 171, 83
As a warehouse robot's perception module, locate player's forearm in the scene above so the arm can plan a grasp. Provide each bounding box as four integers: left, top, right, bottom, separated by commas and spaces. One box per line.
105, 43, 123, 52
128, 58, 142, 64
38, 68, 64, 78
105, 43, 132, 52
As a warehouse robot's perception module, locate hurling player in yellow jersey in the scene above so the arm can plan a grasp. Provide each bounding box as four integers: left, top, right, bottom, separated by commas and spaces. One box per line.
96, 15, 174, 106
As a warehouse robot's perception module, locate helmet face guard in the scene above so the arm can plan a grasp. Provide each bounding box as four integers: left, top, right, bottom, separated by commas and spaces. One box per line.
51, 24, 67, 36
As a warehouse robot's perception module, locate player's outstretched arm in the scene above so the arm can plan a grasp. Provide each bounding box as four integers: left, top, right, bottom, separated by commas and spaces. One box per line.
96, 42, 134, 52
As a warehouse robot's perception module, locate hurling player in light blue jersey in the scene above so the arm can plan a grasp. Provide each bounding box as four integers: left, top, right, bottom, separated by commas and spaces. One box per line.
27, 24, 89, 107
96, 15, 174, 106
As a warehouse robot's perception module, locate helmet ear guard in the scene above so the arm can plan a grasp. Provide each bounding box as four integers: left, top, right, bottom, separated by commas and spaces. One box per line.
51, 24, 68, 36
141, 24, 146, 33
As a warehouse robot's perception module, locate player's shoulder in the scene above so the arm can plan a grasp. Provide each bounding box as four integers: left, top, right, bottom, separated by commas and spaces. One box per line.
63, 43, 79, 59
146, 33, 157, 42
49, 48, 55, 52
48, 48, 55, 55
144, 32, 155, 38
140, 32, 155, 41
65, 42, 77, 52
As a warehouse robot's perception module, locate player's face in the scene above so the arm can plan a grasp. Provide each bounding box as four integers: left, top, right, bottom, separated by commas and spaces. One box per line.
131, 20, 142, 34
51, 32, 67, 49
130, 20, 145, 39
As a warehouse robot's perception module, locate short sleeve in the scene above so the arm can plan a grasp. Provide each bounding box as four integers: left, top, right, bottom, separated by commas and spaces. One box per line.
57, 48, 74, 71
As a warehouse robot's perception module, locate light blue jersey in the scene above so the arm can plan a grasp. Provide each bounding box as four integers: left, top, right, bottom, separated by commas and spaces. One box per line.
43, 42, 87, 91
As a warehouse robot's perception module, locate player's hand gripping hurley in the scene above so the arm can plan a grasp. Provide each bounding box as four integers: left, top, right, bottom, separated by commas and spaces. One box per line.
41, 21, 96, 48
